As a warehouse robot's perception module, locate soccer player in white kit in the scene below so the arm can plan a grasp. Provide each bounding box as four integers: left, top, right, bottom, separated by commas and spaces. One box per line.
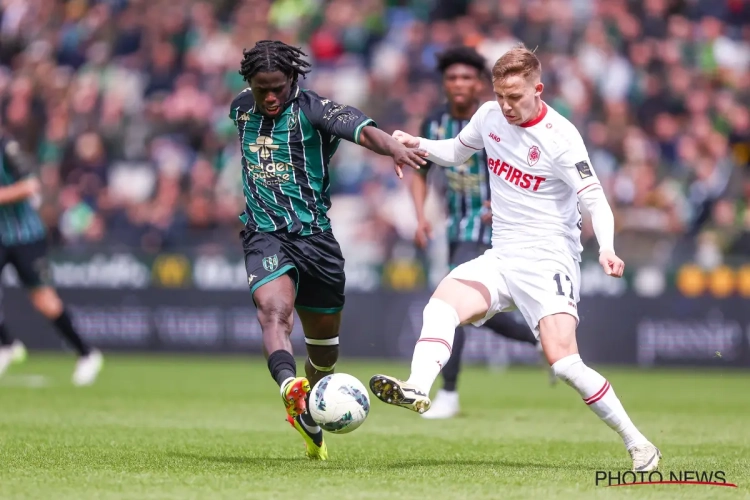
369, 45, 661, 472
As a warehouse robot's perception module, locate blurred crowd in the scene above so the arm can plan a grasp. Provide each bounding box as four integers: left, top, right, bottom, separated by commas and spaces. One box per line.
1, 0, 750, 271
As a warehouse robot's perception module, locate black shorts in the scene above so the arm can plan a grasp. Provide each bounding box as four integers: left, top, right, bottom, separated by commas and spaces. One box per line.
448, 240, 491, 270
241, 229, 346, 313
0, 239, 51, 289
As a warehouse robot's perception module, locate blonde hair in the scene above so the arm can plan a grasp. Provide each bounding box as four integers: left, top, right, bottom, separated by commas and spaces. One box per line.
491, 44, 541, 83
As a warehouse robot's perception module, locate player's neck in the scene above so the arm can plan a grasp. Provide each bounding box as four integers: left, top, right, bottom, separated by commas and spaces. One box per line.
519, 99, 547, 128
449, 101, 478, 120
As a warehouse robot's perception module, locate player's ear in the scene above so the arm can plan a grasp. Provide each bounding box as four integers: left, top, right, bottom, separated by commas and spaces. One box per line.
535, 82, 544, 97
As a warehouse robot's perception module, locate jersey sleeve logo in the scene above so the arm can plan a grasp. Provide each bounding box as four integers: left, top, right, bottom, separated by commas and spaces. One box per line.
575, 160, 593, 179
527, 145, 541, 166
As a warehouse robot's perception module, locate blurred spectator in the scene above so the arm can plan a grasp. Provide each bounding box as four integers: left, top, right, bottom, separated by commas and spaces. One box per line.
0, 0, 747, 275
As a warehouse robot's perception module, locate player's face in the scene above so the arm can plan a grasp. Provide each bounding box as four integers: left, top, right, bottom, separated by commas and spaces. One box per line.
493, 74, 543, 126
250, 71, 291, 118
443, 64, 482, 108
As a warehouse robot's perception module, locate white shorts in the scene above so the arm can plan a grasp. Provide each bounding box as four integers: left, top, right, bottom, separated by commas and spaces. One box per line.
447, 246, 581, 336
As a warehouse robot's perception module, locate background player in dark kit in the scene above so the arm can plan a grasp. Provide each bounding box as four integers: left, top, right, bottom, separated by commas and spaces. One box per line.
410, 46, 545, 419
0, 134, 102, 385
230, 40, 426, 459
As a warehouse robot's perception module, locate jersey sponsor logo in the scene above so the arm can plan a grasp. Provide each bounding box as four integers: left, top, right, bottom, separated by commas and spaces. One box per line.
249, 136, 279, 160
262, 255, 279, 272
488, 132, 501, 143
527, 145, 541, 166
245, 162, 293, 186
238, 112, 251, 121
487, 157, 546, 191
246, 136, 293, 187
576, 160, 593, 179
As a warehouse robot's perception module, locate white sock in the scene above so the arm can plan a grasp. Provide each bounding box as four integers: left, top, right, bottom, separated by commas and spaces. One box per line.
552, 354, 648, 450
406, 298, 461, 394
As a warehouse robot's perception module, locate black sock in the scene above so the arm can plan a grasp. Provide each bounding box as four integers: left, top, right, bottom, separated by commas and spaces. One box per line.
441, 325, 466, 392
267, 350, 297, 387
0, 322, 15, 346
300, 409, 318, 427
52, 310, 91, 356
484, 313, 538, 345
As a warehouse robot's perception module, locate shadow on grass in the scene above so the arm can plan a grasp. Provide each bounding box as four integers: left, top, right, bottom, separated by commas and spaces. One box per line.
168, 452, 587, 471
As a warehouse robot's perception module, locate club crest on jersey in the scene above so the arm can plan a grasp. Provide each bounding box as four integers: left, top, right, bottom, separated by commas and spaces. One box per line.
287, 112, 298, 130
527, 145, 541, 166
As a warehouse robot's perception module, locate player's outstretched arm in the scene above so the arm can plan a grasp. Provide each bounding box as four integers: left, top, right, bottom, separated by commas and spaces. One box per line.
358, 126, 428, 179
391, 131, 479, 168
578, 184, 624, 278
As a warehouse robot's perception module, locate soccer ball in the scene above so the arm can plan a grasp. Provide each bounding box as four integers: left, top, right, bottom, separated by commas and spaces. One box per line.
309, 373, 370, 434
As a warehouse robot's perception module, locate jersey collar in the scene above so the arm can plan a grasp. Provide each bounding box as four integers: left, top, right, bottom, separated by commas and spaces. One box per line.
519, 101, 548, 128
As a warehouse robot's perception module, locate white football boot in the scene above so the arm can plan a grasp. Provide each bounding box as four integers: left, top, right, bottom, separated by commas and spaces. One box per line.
369, 374, 431, 414
629, 443, 662, 472
72, 350, 104, 386
420, 389, 459, 419
0, 344, 13, 378
11, 340, 27, 364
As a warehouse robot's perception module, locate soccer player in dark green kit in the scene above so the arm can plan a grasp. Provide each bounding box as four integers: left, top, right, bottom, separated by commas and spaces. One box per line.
0, 134, 102, 385
229, 40, 427, 460
410, 47, 541, 419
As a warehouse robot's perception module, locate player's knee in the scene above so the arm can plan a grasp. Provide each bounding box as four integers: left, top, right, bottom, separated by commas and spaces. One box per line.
29, 287, 63, 318
432, 278, 490, 325
538, 313, 578, 365
256, 297, 294, 333
550, 353, 585, 385
306, 336, 339, 372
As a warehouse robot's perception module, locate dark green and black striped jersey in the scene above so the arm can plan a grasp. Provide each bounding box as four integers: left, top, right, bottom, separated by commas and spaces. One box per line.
420, 106, 491, 245
229, 86, 375, 235
0, 136, 45, 246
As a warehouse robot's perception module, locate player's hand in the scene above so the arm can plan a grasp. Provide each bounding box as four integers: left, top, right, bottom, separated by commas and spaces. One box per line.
390, 144, 427, 179
22, 177, 41, 197
599, 250, 624, 278
414, 218, 432, 249
392, 130, 421, 148
480, 200, 492, 225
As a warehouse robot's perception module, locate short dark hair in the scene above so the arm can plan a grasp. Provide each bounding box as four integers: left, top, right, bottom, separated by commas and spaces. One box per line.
239, 40, 312, 84
435, 46, 487, 76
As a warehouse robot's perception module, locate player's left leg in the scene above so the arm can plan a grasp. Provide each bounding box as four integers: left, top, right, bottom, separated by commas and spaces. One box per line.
539, 313, 660, 471
508, 248, 659, 471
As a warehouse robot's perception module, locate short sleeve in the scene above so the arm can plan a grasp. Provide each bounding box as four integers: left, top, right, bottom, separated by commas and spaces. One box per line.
303, 91, 376, 145
456, 106, 485, 151
2, 140, 35, 180
553, 132, 600, 196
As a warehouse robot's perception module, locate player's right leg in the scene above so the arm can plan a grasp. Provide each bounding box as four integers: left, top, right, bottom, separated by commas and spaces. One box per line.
371, 253, 505, 414
243, 230, 306, 416
8, 240, 101, 385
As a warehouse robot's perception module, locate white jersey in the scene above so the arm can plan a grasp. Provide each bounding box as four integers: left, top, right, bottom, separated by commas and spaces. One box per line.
457, 101, 600, 260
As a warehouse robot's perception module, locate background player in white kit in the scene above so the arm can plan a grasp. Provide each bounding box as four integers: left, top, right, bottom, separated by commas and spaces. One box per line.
369, 45, 661, 472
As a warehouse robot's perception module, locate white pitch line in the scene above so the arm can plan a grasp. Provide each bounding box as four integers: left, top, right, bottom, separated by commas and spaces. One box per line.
0, 374, 51, 388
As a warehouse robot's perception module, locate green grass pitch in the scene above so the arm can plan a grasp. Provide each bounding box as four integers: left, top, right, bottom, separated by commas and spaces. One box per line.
1, 354, 749, 499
